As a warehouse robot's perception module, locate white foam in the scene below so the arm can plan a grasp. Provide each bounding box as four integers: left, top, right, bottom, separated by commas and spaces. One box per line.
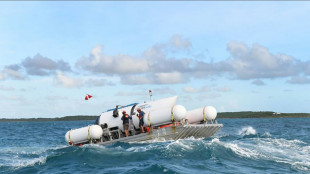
0, 145, 66, 168
211, 138, 220, 143
262, 132, 271, 137
126, 143, 164, 152
218, 136, 310, 172
0, 156, 47, 169
238, 126, 257, 136
166, 139, 194, 150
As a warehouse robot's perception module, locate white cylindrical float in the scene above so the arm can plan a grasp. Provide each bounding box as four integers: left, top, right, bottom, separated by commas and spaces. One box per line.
185, 106, 217, 124
65, 125, 103, 144
143, 105, 187, 126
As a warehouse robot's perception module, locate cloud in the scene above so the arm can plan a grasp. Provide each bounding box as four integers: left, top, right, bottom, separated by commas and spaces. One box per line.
169, 35, 192, 51
152, 87, 176, 95
0, 73, 4, 80
76, 37, 309, 85
76, 45, 149, 75
183, 86, 199, 93
200, 93, 221, 99
115, 91, 147, 96
252, 79, 266, 86
221, 41, 301, 79
115, 87, 176, 97
76, 35, 193, 85
215, 86, 231, 92
120, 75, 153, 85
54, 72, 82, 88
286, 76, 310, 84
121, 72, 187, 85
183, 86, 211, 93
22, 54, 71, 76
85, 78, 115, 87
155, 71, 186, 84
2, 65, 26, 80
45, 95, 68, 101
0, 85, 15, 91
0, 95, 27, 102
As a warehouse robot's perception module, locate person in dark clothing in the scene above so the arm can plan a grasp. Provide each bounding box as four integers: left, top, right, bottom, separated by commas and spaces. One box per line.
121, 111, 132, 137
137, 108, 145, 133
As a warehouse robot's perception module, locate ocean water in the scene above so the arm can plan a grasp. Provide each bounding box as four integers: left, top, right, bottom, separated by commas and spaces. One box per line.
0, 118, 309, 174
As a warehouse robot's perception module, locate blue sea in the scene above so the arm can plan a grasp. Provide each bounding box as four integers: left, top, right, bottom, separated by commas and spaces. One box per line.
0, 118, 309, 174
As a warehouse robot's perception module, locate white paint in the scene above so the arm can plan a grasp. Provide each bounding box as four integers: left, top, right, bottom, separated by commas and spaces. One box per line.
65, 125, 103, 144
185, 106, 217, 123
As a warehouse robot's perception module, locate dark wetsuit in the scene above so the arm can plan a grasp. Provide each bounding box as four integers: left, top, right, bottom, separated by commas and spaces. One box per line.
138, 111, 145, 127
121, 114, 132, 130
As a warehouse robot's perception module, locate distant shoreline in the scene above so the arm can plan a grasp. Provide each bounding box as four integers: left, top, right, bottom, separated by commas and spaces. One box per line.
1, 112, 309, 122
0, 115, 98, 122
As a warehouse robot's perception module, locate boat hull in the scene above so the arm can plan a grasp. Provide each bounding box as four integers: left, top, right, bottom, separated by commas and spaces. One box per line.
97, 123, 223, 145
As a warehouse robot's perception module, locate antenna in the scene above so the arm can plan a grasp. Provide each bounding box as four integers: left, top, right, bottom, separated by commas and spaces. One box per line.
149, 89, 152, 101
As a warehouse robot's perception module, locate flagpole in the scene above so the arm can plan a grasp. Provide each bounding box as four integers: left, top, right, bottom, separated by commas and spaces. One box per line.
149, 90, 152, 101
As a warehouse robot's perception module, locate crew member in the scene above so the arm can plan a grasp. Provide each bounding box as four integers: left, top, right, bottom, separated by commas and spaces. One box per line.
137, 108, 145, 133
121, 111, 132, 137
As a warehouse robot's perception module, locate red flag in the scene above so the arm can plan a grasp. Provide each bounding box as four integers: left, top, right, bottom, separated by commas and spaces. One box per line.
149, 90, 152, 96
85, 94, 92, 100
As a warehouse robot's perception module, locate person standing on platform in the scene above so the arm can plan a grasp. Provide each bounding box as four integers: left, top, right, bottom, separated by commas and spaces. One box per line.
137, 108, 145, 133
121, 111, 132, 137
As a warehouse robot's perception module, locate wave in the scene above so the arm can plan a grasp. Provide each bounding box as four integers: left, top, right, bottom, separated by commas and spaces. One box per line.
1, 127, 310, 174
0, 145, 68, 170
238, 126, 257, 136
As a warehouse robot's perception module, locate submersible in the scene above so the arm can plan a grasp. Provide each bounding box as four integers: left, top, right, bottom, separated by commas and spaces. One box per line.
65, 96, 223, 146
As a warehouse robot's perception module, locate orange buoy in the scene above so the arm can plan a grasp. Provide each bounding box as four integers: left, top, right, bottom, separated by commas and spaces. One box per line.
145, 127, 150, 132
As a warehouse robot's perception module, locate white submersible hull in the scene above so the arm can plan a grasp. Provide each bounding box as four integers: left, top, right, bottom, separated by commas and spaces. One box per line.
65, 96, 223, 145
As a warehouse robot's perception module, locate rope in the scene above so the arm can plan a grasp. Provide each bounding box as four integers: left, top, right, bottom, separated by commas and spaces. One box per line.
148, 112, 151, 126
203, 106, 206, 123
88, 126, 91, 140
171, 105, 175, 122
68, 130, 72, 143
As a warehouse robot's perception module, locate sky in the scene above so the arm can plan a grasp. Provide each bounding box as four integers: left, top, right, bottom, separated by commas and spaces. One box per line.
0, 1, 310, 118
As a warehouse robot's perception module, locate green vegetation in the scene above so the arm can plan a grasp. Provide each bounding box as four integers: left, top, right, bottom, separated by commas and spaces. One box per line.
217, 111, 310, 118
0, 115, 98, 122
1, 112, 310, 122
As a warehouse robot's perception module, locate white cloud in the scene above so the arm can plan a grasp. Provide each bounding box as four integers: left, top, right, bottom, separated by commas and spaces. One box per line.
121, 75, 153, 85
222, 42, 301, 79
22, 54, 71, 76
215, 86, 231, 92
115, 87, 176, 97
0, 85, 15, 91
85, 78, 115, 87
155, 71, 186, 84
76, 37, 309, 85
152, 87, 176, 95
183, 86, 211, 93
45, 96, 68, 101
121, 72, 187, 85
76, 35, 193, 85
286, 76, 310, 84
252, 79, 265, 86
76, 45, 149, 75
54, 72, 82, 88
115, 91, 146, 96
0, 73, 4, 80
200, 93, 221, 99
169, 35, 192, 51
3, 66, 25, 80
183, 86, 199, 93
